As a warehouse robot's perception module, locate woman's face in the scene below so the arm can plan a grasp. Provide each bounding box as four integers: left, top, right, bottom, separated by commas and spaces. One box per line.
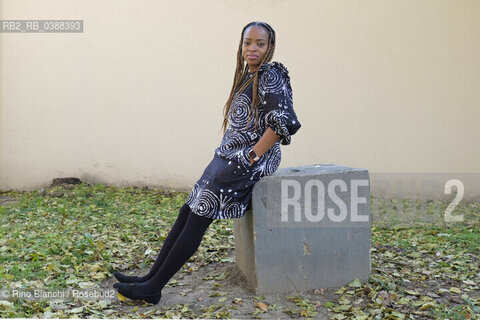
242, 25, 269, 72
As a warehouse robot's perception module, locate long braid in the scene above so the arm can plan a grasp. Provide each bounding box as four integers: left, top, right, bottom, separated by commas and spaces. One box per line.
221, 22, 276, 135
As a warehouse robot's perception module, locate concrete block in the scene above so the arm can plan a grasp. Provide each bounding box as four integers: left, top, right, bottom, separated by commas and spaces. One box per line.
234, 164, 371, 294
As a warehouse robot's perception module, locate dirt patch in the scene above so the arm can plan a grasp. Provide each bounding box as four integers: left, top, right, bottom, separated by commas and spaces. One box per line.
102, 250, 335, 318
50, 177, 83, 187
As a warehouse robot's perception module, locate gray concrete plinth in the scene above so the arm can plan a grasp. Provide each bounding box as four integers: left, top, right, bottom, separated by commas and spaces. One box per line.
234, 164, 371, 294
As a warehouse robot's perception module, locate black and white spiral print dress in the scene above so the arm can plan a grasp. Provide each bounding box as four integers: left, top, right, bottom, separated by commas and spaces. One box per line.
185, 61, 301, 219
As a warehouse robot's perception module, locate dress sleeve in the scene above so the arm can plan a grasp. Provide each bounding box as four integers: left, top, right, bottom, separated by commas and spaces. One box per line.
259, 63, 301, 145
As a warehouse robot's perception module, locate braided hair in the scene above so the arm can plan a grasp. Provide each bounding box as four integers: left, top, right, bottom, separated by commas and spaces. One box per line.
221, 22, 276, 135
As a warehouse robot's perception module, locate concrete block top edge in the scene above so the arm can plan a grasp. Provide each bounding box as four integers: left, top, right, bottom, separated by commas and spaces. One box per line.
269, 164, 369, 178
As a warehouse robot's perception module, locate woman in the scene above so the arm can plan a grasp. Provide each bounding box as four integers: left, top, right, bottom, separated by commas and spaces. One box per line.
113, 21, 301, 305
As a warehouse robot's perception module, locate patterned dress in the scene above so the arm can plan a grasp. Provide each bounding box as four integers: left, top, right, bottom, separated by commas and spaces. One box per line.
185, 61, 301, 219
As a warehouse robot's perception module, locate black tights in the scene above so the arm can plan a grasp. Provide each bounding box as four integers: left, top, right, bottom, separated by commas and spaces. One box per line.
133, 203, 214, 295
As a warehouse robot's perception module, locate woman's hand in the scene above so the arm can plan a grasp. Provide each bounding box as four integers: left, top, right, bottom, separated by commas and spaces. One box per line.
251, 127, 280, 159
237, 128, 279, 169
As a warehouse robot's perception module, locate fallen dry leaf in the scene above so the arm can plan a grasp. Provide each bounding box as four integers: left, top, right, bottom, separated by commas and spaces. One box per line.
254, 301, 268, 312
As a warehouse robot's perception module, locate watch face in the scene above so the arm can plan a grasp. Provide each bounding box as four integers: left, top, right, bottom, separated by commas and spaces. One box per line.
249, 149, 257, 158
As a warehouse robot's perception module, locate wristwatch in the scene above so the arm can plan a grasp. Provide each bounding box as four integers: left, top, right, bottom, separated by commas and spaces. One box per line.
248, 149, 260, 165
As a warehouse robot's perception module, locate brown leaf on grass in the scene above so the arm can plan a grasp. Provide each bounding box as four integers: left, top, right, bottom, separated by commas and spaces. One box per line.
254, 301, 268, 312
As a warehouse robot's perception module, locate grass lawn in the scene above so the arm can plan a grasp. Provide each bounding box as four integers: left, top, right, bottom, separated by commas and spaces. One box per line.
0, 182, 479, 319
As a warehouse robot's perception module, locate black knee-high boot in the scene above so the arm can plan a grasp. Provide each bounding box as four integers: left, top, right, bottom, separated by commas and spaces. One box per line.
113, 203, 192, 283
114, 210, 213, 304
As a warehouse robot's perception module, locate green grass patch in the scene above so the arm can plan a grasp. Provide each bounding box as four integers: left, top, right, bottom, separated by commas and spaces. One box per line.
1, 184, 478, 318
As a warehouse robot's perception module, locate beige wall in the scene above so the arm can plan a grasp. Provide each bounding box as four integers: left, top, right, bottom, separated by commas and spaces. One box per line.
1, 0, 479, 200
